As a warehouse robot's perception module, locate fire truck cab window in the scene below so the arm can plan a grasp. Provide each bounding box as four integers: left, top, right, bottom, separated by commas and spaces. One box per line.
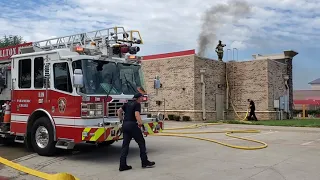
53, 62, 72, 93
118, 63, 143, 95
18, 59, 31, 88
34, 57, 44, 88
72, 59, 121, 95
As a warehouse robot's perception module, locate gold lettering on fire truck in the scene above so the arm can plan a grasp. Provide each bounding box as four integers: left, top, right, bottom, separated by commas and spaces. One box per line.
58, 97, 67, 113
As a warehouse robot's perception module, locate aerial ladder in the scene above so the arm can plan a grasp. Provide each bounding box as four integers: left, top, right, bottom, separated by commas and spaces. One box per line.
20, 26, 144, 60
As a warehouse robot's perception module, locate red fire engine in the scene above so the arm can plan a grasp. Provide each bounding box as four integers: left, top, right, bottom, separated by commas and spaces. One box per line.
0, 27, 164, 156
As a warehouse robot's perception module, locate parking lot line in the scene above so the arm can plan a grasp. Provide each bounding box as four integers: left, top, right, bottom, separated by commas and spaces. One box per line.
226, 131, 278, 141
301, 141, 314, 145
301, 138, 320, 146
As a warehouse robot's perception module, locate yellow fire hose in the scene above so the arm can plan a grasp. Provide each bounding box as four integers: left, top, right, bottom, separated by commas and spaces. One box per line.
0, 123, 267, 180
152, 123, 268, 150
0, 156, 79, 180
225, 63, 252, 122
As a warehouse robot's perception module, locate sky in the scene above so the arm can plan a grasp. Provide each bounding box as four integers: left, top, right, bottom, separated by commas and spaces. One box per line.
0, 0, 319, 90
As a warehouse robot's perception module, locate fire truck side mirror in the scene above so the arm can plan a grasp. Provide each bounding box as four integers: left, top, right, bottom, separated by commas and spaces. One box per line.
73, 69, 83, 88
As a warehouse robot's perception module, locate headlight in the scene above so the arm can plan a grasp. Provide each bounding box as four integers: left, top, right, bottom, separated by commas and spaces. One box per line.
96, 110, 103, 116
89, 111, 95, 116
157, 113, 164, 121
81, 102, 104, 118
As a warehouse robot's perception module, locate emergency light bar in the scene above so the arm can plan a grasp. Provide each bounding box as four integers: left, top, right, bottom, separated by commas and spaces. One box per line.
75, 46, 84, 52
125, 54, 142, 61
142, 95, 148, 102
72, 44, 102, 56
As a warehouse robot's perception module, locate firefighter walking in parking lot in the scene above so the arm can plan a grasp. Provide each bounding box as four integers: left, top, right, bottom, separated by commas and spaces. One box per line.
117, 93, 155, 171
247, 99, 258, 121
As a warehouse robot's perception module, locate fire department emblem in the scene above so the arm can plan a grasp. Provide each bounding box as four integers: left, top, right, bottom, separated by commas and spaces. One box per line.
58, 98, 67, 113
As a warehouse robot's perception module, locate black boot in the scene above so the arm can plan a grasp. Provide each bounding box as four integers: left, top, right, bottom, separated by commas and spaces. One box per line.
119, 165, 132, 171
142, 160, 155, 168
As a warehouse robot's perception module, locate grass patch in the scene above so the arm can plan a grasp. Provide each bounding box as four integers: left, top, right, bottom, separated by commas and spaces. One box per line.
205, 119, 320, 128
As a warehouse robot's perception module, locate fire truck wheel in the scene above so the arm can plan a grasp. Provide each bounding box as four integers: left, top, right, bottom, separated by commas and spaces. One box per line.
30, 117, 56, 156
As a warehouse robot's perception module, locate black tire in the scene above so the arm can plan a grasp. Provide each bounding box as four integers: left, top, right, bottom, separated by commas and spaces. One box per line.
30, 116, 56, 156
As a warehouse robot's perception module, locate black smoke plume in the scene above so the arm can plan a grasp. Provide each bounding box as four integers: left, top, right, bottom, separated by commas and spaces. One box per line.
197, 0, 252, 57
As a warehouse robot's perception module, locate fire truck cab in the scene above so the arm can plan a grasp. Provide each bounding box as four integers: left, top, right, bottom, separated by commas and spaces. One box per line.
0, 27, 164, 156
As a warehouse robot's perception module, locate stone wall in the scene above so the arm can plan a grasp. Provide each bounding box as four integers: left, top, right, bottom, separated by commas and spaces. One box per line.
267, 59, 288, 119
193, 56, 226, 120
141, 49, 296, 121
141, 51, 197, 120
225, 59, 269, 119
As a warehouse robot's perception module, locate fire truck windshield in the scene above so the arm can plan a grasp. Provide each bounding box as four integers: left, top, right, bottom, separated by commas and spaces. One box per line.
117, 63, 145, 95
72, 59, 145, 95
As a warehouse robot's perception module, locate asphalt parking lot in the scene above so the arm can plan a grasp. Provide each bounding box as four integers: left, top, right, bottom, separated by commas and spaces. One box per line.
1, 121, 320, 180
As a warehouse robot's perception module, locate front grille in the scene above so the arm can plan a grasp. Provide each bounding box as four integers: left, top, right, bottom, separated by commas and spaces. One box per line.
107, 100, 149, 117
107, 100, 125, 117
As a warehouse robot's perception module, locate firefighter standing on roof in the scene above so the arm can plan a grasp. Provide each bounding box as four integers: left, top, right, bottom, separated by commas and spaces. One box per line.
117, 93, 155, 171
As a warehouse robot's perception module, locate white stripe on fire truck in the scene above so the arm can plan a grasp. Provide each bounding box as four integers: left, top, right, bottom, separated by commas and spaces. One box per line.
54, 118, 102, 126
11, 113, 81, 119
10, 115, 120, 126
11, 115, 28, 122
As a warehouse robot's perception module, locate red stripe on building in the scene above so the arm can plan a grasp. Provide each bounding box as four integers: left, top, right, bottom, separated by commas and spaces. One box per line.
0, 42, 32, 61
142, 49, 195, 60
294, 100, 320, 105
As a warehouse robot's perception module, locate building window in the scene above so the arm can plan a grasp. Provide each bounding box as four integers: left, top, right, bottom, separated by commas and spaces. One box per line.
18, 59, 31, 88
34, 57, 44, 88
53, 62, 72, 93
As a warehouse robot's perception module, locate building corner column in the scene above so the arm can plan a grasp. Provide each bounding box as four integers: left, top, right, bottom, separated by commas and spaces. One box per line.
286, 58, 293, 119
284, 50, 298, 119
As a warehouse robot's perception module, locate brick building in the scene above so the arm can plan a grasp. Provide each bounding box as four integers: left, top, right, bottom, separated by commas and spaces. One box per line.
141, 49, 298, 121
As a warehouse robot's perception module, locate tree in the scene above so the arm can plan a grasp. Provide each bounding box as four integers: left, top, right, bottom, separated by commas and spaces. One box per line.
0, 35, 25, 48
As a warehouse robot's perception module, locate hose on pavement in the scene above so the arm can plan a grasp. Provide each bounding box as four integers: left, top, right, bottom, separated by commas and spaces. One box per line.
0, 156, 79, 180
152, 123, 268, 150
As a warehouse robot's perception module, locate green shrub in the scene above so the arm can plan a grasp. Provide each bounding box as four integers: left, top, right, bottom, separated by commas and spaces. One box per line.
168, 114, 175, 120
174, 115, 181, 121
182, 116, 191, 121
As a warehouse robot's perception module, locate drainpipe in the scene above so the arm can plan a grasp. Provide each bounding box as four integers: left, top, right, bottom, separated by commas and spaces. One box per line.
200, 68, 206, 120
226, 63, 228, 110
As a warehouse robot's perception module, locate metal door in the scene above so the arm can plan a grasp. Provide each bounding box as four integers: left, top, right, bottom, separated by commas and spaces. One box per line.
216, 93, 224, 120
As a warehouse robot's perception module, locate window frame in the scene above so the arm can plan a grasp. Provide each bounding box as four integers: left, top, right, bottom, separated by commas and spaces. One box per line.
53, 61, 73, 93
18, 58, 32, 89
33, 57, 44, 89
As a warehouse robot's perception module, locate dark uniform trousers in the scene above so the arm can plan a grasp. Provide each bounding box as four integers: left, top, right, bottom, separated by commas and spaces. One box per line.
120, 121, 148, 166
248, 109, 258, 121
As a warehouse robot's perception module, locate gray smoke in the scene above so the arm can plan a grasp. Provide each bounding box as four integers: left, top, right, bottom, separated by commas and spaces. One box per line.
197, 0, 252, 57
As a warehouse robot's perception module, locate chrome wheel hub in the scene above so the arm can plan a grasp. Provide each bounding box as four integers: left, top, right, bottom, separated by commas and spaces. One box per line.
35, 126, 49, 148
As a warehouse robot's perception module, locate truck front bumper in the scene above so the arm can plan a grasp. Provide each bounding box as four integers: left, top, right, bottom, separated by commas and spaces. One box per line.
81, 119, 164, 142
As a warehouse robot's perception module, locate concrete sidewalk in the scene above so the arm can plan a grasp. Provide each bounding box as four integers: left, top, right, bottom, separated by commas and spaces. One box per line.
1, 121, 320, 180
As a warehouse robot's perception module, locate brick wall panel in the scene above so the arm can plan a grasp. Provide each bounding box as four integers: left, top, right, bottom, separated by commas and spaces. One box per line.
194, 56, 226, 113
141, 51, 294, 121
267, 60, 287, 110
226, 60, 269, 112
141, 55, 195, 112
